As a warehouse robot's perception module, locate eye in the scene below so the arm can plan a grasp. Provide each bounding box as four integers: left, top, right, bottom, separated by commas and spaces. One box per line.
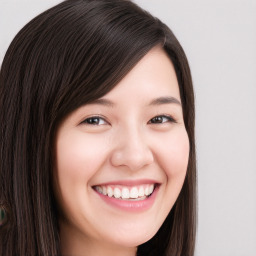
81, 116, 108, 126
148, 115, 176, 124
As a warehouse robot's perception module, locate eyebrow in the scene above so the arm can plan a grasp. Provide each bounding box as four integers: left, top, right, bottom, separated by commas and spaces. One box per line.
89, 98, 115, 107
89, 96, 181, 107
148, 96, 181, 106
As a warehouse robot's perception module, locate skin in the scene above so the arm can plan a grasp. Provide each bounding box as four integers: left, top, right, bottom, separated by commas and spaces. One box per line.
54, 46, 190, 256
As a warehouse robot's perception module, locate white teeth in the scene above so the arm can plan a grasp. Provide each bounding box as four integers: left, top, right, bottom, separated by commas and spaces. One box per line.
138, 186, 144, 197
95, 186, 102, 193
121, 187, 130, 199
102, 186, 107, 195
130, 187, 139, 199
145, 186, 150, 196
107, 187, 113, 197
113, 188, 121, 198
95, 184, 155, 200
149, 184, 154, 194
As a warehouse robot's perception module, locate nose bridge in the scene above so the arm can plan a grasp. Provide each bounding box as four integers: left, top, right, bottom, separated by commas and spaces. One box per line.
110, 122, 154, 171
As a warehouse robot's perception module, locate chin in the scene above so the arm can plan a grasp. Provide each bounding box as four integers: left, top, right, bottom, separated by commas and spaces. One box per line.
102, 224, 159, 248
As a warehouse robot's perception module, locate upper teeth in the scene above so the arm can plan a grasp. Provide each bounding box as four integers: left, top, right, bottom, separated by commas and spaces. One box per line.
95, 184, 155, 200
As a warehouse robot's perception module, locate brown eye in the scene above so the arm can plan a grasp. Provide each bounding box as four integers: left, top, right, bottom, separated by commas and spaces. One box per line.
82, 116, 108, 125
149, 115, 176, 124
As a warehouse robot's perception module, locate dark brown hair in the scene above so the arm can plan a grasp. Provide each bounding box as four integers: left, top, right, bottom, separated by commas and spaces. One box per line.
0, 0, 196, 255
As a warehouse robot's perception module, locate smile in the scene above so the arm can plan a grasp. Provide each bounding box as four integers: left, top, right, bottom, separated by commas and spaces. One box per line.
94, 184, 155, 201
93, 182, 160, 212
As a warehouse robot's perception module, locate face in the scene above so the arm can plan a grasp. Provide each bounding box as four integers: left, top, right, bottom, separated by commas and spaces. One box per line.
54, 47, 189, 255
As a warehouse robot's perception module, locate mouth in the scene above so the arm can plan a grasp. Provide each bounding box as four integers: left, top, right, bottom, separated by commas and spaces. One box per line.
93, 183, 157, 201
92, 181, 160, 212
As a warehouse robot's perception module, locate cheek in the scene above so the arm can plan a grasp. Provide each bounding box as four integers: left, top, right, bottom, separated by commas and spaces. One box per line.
155, 128, 190, 178
56, 132, 108, 183
54, 132, 110, 218
154, 128, 190, 216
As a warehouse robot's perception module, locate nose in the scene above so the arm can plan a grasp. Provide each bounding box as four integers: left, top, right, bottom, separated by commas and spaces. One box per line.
110, 128, 154, 171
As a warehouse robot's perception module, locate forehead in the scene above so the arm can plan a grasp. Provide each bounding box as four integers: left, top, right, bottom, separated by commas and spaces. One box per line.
101, 46, 181, 104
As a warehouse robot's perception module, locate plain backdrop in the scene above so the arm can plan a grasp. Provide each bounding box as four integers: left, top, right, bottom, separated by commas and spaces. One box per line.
1, 1, 256, 255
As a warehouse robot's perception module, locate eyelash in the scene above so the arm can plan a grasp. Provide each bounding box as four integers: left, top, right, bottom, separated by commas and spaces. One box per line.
81, 116, 109, 125
148, 115, 177, 124
81, 115, 176, 126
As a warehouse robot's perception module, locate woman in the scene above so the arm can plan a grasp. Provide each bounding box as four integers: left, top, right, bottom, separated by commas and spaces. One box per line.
0, 0, 196, 255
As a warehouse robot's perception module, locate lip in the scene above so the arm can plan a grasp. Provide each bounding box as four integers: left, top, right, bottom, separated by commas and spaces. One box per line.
92, 179, 159, 187
93, 183, 160, 212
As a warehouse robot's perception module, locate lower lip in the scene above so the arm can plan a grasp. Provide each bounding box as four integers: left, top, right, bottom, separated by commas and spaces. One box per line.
94, 186, 159, 212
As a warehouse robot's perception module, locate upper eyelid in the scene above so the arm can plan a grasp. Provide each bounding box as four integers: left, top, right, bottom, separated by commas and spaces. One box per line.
80, 115, 110, 125
148, 115, 177, 123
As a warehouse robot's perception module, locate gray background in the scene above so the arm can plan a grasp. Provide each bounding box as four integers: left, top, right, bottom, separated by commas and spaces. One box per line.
1, 0, 256, 255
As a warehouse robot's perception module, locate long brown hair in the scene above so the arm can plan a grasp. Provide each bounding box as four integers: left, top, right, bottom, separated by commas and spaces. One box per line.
0, 0, 196, 255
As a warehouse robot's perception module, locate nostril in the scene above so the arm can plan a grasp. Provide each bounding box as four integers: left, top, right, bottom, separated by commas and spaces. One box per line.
110, 145, 154, 171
